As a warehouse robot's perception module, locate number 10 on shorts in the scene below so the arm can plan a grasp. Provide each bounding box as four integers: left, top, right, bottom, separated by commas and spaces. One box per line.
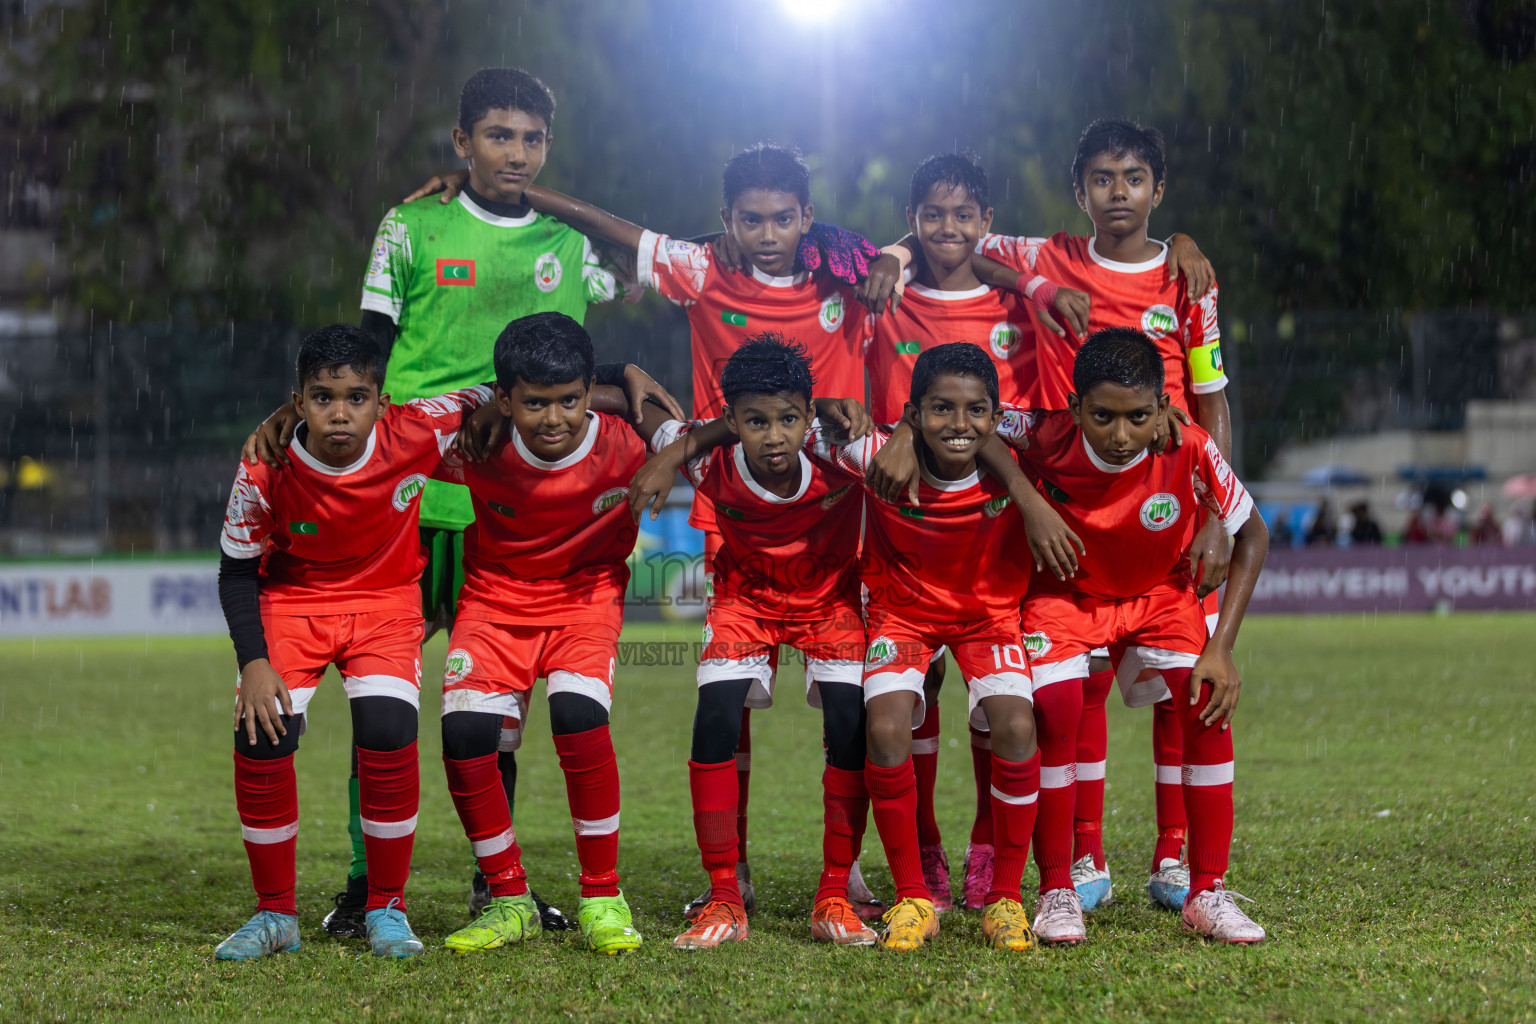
991, 644, 1027, 670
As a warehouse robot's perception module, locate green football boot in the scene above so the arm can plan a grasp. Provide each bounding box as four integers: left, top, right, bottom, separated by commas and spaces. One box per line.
442, 892, 542, 952
578, 891, 643, 955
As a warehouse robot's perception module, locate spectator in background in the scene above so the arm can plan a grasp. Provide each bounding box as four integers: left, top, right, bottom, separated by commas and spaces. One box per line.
1503, 499, 1536, 547
1347, 501, 1383, 546
1471, 503, 1502, 546
1403, 509, 1429, 544
1305, 497, 1335, 547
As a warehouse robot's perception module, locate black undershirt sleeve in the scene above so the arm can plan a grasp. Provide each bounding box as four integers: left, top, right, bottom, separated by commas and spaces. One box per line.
593, 362, 629, 389
218, 553, 268, 669
359, 310, 398, 361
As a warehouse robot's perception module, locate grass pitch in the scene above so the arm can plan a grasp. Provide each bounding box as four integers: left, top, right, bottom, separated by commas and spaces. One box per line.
1, 614, 1534, 1023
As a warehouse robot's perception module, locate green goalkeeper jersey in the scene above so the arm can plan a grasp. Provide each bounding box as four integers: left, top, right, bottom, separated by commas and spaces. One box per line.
361, 190, 634, 529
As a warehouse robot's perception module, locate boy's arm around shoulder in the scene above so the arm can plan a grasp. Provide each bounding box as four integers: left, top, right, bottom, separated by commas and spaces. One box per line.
976, 428, 1085, 582
627, 415, 735, 522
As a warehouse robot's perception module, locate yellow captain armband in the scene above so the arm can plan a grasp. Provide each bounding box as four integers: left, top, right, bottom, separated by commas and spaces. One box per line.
1187, 340, 1228, 392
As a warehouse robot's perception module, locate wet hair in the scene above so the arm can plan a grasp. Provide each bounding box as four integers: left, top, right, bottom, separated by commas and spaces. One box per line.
295, 323, 385, 390
909, 152, 991, 212
910, 342, 999, 408
458, 67, 555, 133
1072, 326, 1165, 397
720, 332, 815, 408
493, 311, 594, 392
722, 144, 811, 209
1071, 118, 1167, 190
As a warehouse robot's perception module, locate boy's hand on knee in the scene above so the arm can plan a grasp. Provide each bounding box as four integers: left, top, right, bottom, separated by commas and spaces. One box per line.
1190, 649, 1241, 730
235, 660, 293, 748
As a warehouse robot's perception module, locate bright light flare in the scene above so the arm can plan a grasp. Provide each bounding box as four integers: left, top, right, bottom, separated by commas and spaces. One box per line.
780, 0, 848, 23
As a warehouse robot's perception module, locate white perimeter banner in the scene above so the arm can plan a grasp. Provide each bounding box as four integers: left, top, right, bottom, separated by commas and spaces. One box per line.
0, 560, 224, 637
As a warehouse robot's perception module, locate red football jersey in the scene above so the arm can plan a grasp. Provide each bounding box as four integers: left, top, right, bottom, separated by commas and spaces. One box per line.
637, 229, 873, 419
812, 426, 1032, 622
220, 386, 492, 613
656, 420, 864, 621
864, 282, 1037, 425
434, 412, 648, 625
996, 408, 1253, 600
979, 233, 1226, 415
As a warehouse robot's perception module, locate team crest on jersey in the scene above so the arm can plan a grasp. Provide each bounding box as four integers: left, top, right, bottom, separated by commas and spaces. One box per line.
444, 649, 474, 684
391, 473, 427, 512
534, 252, 563, 292
865, 636, 899, 669
820, 484, 852, 510
819, 293, 846, 332
1022, 631, 1052, 658
592, 487, 628, 515
1141, 304, 1178, 338
1140, 492, 1182, 531
989, 321, 1023, 360
702, 621, 714, 646
983, 494, 1013, 517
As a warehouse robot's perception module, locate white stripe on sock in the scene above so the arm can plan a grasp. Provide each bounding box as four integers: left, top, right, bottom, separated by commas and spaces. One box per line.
471, 828, 515, 857
240, 821, 298, 845
1040, 763, 1077, 789
1183, 762, 1235, 786
989, 784, 1039, 806
1155, 764, 1182, 785
361, 815, 418, 839
573, 811, 620, 836
911, 737, 940, 755
1076, 760, 1106, 781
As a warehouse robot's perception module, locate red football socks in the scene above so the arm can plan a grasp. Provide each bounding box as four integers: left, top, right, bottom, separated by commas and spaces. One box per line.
985, 751, 1041, 905
1031, 677, 1084, 892
234, 751, 299, 915
689, 758, 743, 906
444, 751, 527, 897
554, 725, 622, 898
912, 701, 942, 847
1163, 668, 1234, 898
1073, 668, 1113, 868
356, 742, 419, 912
1153, 696, 1190, 868
968, 726, 995, 845
816, 765, 869, 903
865, 757, 929, 901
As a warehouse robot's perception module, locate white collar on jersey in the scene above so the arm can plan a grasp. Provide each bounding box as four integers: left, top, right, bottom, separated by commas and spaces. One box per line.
1088, 236, 1168, 273
917, 447, 981, 492
512, 410, 600, 470
906, 281, 991, 301
1081, 431, 1149, 474
457, 190, 538, 228
732, 443, 814, 504
749, 264, 808, 288
287, 422, 378, 477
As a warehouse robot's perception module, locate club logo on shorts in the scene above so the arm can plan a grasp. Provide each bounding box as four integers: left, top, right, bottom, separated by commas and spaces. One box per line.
1023, 631, 1053, 658
819, 293, 846, 332
1141, 304, 1178, 338
444, 649, 474, 684
989, 321, 1023, 359
1140, 492, 1182, 531
983, 494, 1013, 517
702, 621, 713, 646
865, 635, 899, 669
391, 473, 427, 511
592, 487, 628, 515
820, 483, 852, 510
534, 252, 563, 293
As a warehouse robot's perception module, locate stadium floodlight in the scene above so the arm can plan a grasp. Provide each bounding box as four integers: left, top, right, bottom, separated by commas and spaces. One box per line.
780, 0, 848, 22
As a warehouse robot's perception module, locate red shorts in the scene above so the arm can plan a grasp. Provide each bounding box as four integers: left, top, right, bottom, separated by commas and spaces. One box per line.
439, 617, 621, 723
1022, 587, 1208, 707
254, 609, 423, 715
698, 598, 865, 709
862, 604, 1033, 731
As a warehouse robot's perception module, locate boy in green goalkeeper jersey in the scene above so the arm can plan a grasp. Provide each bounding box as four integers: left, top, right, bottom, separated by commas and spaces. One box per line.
246, 67, 682, 938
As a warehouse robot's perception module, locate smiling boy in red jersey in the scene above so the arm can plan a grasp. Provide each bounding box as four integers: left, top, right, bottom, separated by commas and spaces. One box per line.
994, 327, 1268, 945
215, 325, 495, 962
977, 120, 1233, 912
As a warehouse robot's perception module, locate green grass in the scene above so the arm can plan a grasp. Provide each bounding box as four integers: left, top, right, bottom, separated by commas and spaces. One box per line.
1, 615, 1534, 1023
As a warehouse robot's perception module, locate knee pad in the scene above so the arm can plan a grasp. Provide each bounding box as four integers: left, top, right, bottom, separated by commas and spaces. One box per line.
349, 695, 418, 752
234, 713, 304, 760
547, 692, 609, 736
691, 678, 752, 763
441, 710, 502, 761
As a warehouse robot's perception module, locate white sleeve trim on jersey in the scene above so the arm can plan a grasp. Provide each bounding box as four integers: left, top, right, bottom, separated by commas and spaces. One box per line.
650, 418, 685, 453
1220, 488, 1255, 536
650, 418, 712, 486
636, 229, 663, 292
1189, 375, 1230, 395
359, 290, 401, 322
